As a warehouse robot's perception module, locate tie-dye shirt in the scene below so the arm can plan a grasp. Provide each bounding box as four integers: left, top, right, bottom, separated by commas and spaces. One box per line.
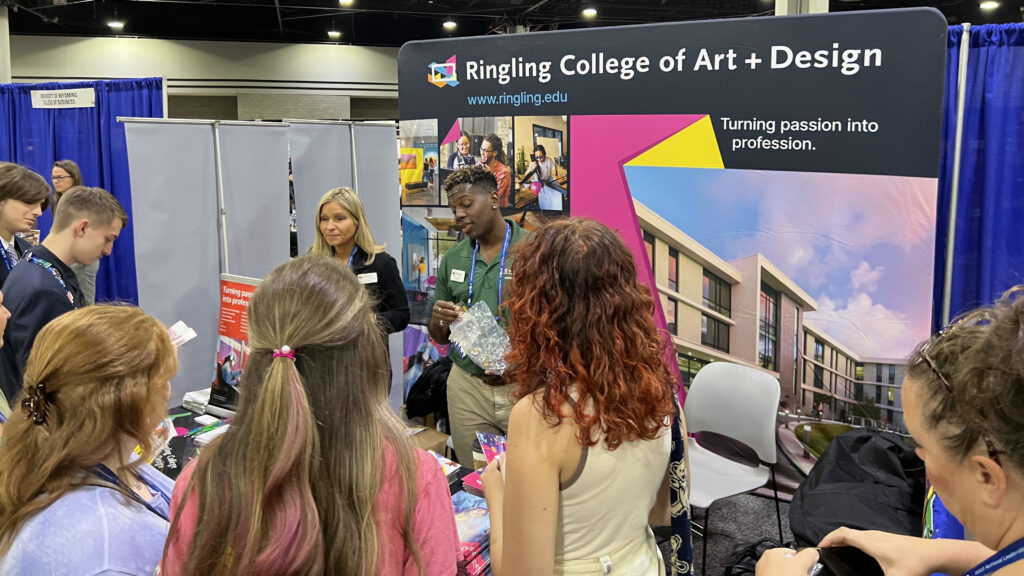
0, 463, 173, 576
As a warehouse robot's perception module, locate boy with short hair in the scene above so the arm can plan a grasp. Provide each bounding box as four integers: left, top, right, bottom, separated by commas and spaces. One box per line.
0, 163, 50, 288
0, 186, 127, 402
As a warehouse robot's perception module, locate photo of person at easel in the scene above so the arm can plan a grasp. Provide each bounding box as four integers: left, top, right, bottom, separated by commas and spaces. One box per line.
511, 116, 569, 213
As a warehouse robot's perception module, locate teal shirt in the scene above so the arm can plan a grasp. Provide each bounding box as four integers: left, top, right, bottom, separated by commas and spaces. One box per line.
435, 218, 530, 375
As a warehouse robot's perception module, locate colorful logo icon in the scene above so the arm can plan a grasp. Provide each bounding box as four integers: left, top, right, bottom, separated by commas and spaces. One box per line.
428, 56, 460, 88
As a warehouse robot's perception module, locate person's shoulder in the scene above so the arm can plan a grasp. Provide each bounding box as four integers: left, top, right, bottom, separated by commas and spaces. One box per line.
2, 487, 165, 575
371, 250, 398, 267
3, 262, 60, 306
507, 219, 531, 242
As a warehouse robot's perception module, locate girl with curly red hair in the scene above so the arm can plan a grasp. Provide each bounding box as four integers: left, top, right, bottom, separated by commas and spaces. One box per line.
482, 217, 681, 575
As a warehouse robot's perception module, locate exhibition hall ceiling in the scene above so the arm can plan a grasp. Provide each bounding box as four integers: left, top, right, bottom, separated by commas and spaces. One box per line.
5, 0, 1023, 45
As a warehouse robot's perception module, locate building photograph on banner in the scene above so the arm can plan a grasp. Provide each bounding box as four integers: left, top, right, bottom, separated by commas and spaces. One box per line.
624, 158, 935, 431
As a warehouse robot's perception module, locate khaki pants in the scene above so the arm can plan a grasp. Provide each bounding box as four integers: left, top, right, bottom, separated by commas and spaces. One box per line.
447, 362, 513, 465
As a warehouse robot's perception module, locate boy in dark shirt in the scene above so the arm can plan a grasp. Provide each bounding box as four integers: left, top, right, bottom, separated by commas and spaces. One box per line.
0, 186, 126, 403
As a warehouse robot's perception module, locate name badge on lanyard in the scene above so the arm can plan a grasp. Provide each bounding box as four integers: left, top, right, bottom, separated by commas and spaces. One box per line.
467, 222, 512, 316
357, 272, 378, 285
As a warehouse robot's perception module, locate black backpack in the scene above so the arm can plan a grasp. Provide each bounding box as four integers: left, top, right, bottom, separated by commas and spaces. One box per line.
405, 356, 452, 422
789, 428, 926, 546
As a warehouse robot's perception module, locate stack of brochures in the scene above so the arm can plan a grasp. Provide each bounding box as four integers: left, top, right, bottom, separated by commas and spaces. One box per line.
451, 491, 491, 576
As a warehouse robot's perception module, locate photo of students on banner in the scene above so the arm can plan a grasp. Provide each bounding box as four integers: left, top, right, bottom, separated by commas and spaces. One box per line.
512, 115, 569, 212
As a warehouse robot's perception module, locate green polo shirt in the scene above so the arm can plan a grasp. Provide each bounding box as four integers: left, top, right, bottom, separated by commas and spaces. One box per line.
435, 218, 530, 376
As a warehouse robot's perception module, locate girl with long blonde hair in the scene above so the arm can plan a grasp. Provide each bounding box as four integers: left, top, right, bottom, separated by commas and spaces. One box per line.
161, 256, 457, 576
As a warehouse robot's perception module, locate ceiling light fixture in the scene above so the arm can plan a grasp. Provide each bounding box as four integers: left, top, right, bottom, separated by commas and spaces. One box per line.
327, 30, 341, 39
980, 1, 1000, 9
581, 7, 598, 18
339, 0, 353, 5
443, 19, 457, 31
108, 20, 124, 30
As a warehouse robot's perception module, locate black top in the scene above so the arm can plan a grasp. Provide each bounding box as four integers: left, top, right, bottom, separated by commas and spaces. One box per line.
0, 244, 85, 402
348, 247, 410, 335
0, 235, 32, 288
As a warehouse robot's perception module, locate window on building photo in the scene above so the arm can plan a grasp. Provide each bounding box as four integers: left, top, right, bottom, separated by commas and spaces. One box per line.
643, 230, 655, 272
677, 354, 709, 388
668, 247, 678, 292
702, 269, 731, 316
813, 339, 824, 389
665, 298, 677, 335
701, 314, 729, 352
759, 283, 779, 371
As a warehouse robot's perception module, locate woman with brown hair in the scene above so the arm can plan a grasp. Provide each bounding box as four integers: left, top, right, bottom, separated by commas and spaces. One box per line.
161, 256, 458, 576
759, 286, 1024, 576
0, 305, 178, 575
51, 159, 100, 305
481, 218, 680, 575
50, 159, 83, 204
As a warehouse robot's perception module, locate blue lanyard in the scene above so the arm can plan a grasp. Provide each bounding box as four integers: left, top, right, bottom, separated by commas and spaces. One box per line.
346, 246, 358, 269
25, 254, 74, 305
467, 222, 512, 312
91, 464, 170, 521
965, 537, 1024, 576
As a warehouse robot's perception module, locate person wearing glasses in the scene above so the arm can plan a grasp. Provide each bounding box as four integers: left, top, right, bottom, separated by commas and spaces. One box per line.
758, 286, 1024, 576
51, 160, 99, 305
526, 145, 558, 183
50, 160, 83, 204
446, 130, 476, 170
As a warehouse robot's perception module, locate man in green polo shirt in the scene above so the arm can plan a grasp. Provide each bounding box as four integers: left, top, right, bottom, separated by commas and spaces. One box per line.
430, 165, 529, 465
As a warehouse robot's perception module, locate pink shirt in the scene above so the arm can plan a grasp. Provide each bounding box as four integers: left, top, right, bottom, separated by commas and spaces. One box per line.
161, 449, 459, 575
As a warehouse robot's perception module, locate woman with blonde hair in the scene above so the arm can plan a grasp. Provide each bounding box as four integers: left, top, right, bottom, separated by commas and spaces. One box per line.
162, 256, 458, 576
0, 305, 178, 575
310, 187, 409, 334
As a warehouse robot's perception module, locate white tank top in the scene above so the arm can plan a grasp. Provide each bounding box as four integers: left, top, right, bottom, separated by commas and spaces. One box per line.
553, 418, 670, 575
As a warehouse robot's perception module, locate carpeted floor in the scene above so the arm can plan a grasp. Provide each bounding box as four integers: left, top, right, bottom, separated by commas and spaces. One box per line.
657, 494, 795, 576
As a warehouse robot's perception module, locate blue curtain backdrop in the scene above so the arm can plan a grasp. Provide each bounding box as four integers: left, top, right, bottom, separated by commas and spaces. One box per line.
933, 24, 1024, 329
0, 77, 163, 304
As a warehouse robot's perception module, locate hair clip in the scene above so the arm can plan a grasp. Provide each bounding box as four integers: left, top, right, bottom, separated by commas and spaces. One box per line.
21, 383, 50, 426
273, 345, 296, 361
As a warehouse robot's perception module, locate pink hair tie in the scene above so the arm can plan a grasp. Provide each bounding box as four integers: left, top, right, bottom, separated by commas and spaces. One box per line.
273, 345, 296, 361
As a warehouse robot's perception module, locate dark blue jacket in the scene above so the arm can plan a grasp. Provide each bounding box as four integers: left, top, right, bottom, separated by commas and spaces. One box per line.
0, 245, 85, 403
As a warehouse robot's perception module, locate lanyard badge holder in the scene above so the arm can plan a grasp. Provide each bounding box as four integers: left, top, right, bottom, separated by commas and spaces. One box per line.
450, 223, 512, 374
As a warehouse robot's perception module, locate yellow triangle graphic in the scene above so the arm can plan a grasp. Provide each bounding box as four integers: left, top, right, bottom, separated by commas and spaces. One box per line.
625, 115, 724, 169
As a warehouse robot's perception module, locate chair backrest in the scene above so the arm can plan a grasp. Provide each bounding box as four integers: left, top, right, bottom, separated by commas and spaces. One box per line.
683, 362, 781, 464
